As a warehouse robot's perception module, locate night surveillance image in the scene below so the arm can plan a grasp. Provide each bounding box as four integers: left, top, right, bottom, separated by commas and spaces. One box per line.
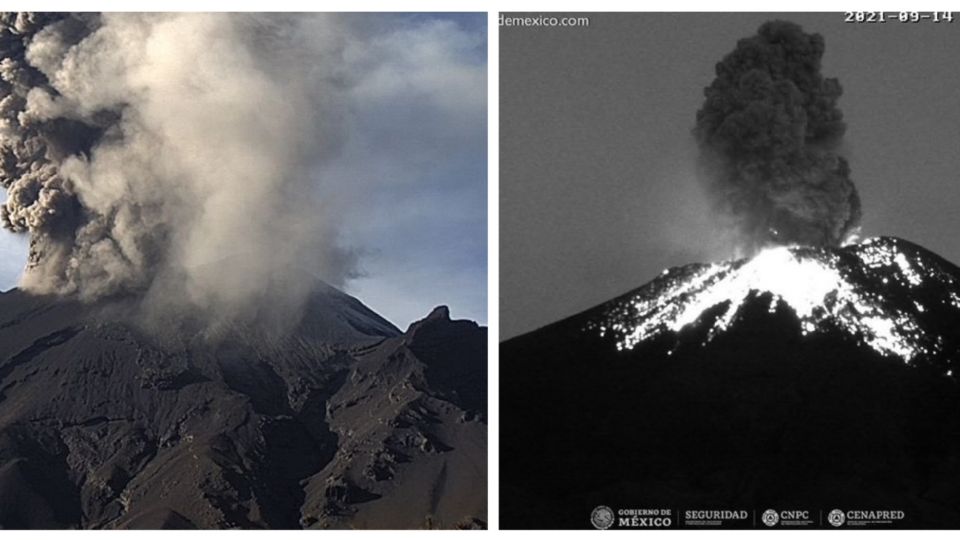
500, 11, 960, 530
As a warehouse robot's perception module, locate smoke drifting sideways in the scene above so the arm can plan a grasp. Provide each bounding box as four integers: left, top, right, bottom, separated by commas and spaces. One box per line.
694, 20, 861, 253
0, 12, 433, 333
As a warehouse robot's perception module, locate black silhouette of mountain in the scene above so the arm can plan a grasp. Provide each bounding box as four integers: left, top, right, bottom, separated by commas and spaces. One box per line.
501, 237, 960, 529
0, 284, 486, 529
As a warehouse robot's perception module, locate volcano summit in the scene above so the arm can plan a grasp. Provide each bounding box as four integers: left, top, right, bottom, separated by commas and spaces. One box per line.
0, 10, 489, 531
501, 237, 960, 529
0, 284, 487, 529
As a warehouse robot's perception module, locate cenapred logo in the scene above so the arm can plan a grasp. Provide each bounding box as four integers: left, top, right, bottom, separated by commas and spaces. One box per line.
762, 509, 779, 527
591, 506, 615, 530
828, 509, 845, 527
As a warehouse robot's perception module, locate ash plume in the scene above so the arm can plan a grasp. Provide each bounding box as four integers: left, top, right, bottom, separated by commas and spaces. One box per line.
0, 13, 371, 327
694, 20, 861, 251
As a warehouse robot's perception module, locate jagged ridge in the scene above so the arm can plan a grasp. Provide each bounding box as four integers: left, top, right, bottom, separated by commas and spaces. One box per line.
0, 287, 487, 529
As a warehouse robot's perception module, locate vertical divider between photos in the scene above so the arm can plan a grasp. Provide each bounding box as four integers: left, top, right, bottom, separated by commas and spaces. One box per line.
487, 8, 501, 532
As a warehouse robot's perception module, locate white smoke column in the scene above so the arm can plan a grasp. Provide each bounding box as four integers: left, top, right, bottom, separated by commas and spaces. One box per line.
0, 13, 364, 331
24, 14, 355, 326
0, 13, 485, 331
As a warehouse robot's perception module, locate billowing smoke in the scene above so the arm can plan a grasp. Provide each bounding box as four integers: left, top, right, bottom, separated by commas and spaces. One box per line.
0, 13, 394, 329
694, 20, 861, 252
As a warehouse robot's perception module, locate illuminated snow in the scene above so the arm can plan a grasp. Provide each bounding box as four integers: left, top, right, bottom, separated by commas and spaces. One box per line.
894, 253, 923, 286
591, 239, 954, 362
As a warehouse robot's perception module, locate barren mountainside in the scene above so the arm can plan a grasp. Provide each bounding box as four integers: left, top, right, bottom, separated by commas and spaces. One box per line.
0, 285, 487, 529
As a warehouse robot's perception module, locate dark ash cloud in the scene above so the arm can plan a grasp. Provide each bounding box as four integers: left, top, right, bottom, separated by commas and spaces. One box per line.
695, 20, 861, 251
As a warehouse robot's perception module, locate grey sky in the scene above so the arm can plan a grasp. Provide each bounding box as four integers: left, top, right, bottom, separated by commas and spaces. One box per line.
501, 12, 960, 340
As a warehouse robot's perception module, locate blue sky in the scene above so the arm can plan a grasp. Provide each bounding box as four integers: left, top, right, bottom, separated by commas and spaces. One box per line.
0, 13, 487, 329
325, 13, 487, 328
0, 191, 27, 288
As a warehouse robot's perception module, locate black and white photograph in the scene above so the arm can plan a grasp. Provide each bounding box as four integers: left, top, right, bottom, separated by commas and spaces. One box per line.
500, 11, 960, 529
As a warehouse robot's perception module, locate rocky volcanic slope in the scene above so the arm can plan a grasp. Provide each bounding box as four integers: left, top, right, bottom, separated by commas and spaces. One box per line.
0, 285, 486, 529
501, 237, 960, 529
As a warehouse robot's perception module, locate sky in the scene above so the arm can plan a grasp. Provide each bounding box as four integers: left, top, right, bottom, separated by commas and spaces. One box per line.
501, 12, 960, 339
0, 12, 487, 330
0, 191, 27, 288
328, 13, 487, 328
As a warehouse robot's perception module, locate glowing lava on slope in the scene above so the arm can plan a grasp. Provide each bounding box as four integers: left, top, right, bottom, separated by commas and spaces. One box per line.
588, 237, 960, 365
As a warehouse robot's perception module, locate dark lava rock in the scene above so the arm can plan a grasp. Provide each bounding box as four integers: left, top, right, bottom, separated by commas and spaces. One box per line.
0, 284, 486, 529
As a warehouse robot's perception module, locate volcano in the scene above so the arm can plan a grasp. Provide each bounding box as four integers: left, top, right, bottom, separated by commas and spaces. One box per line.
0, 284, 487, 529
501, 236, 960, 529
